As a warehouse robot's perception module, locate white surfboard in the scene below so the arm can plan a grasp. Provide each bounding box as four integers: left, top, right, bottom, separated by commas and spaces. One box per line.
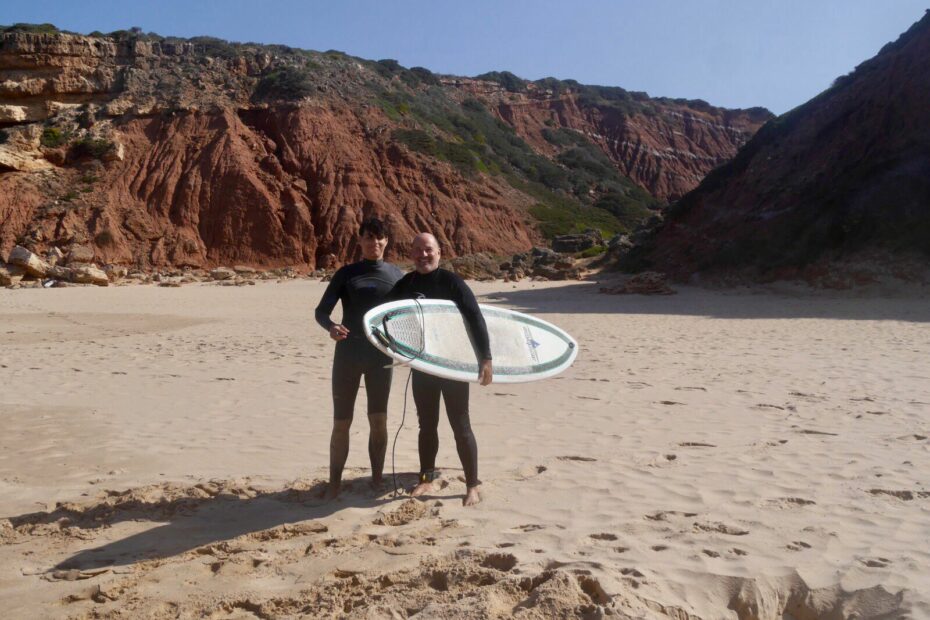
363, 299, 578, 383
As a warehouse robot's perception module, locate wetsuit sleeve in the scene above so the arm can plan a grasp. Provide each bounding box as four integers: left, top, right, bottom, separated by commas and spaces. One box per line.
449, 273, 492, 361
314, 267, 346, 331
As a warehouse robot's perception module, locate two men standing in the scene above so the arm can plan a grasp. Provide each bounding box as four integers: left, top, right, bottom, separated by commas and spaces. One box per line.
315, 222, 491, 506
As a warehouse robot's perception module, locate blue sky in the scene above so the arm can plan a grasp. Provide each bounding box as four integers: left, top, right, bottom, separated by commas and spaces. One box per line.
4, 1, 927, 113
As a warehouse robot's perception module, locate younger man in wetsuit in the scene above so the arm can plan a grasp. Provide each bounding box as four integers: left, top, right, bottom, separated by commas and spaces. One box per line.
388, 233, 492, 506
314, 218, 404, 500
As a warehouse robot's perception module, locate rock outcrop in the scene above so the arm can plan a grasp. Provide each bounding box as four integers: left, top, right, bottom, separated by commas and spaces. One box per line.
626, 10, 930, 282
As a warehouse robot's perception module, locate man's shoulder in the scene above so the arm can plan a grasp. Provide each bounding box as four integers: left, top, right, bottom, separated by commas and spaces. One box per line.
393, 269, 414, 283
438, 268, 469, 288
384, 262, 406, 279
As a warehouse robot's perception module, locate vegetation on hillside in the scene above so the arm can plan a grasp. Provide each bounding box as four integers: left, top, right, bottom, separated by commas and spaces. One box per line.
2, 23, 674, 238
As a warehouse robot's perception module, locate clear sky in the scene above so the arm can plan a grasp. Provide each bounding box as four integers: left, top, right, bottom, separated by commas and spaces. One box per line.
4, 1, 927, 114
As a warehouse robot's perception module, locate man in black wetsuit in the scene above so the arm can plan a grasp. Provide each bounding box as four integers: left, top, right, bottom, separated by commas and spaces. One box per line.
388, 232, 492, 507
314, 217, 404, 501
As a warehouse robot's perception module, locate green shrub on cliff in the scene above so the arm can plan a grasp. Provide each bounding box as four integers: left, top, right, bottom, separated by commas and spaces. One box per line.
188, 36, 241, 59
1, 23, 62, 34
40, 127, 69, 148
70, 137, 114, 159
475, 71, 527, 93
253, 66, 315, 101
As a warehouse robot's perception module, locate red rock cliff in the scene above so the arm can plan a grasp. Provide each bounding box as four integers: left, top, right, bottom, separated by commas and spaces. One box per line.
0, 29, 767, 269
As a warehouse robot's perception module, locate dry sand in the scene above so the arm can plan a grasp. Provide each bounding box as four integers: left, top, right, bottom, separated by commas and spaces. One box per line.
1, 279, 928, 619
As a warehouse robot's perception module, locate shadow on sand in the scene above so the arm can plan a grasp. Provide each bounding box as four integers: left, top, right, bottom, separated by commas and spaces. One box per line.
482, 280, 930, 323
6, 475, 421, 571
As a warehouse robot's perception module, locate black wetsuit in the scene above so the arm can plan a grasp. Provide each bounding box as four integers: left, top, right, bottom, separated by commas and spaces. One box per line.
387, 268, 491, 488
315, 259, 404, 420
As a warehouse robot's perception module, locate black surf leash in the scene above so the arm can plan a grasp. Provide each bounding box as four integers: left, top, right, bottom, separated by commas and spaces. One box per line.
375, 298, 426, 497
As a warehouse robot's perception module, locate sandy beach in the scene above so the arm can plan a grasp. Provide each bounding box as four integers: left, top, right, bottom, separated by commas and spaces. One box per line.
1, 278, 928, 619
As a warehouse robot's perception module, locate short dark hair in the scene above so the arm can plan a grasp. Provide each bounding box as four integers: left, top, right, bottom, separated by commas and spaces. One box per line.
359, 217, 387, 239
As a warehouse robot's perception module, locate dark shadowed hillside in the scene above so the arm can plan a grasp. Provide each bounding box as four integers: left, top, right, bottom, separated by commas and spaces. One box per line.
625, 10, 930, 283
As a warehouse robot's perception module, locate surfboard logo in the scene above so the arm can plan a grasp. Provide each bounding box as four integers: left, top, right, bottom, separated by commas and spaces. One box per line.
523, 326, 540, 363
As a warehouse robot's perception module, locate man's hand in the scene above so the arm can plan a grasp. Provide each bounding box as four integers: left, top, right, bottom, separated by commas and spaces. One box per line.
478, 359, 493, 386
329, 324, 350, 341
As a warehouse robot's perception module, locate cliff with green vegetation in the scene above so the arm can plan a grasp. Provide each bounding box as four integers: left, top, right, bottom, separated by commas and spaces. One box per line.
0, 24, 768, 269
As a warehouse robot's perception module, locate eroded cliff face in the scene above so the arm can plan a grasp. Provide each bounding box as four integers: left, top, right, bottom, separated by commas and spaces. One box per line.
0, 29, 765, 269
444, 78, 770, 202
627, 10, 930, 282
1, 105, 536, 268
0, 32, 538, 268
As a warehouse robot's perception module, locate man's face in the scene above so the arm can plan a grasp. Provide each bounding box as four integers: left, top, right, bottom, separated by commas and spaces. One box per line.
360, 231, 387, 261
410, 235, 440, 274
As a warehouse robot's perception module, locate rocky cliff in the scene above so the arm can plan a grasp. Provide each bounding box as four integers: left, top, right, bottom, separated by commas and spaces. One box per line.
626, 11, 930, 283
445, 77, 769, 202
0, 27, 768, 270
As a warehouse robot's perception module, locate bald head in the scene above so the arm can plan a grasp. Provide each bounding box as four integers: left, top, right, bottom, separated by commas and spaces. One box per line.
411, 232, 441, 274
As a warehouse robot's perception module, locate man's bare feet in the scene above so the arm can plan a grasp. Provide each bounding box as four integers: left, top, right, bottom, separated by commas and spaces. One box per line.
410, 481, 434, 497
463, 485, 481, 506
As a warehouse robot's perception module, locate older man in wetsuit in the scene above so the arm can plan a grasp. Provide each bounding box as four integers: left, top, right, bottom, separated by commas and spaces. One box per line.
388, 233, 492, 506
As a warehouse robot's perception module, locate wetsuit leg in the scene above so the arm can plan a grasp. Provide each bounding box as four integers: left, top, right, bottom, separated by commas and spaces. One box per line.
412, 369, 442, 475
362, 348, 393, 415
328, 341, 363, 496
362, 347, 393, 482
332, 341, 363, 421
440, 379, 479, 488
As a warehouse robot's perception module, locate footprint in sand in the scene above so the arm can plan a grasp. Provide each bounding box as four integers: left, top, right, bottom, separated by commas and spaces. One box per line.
702, 549, 720, 558
514, 465, 548, 481
645, 510, 697, 521
675, 386, 707, 392
651, 545, 668, 551
795, 429, 839, 436
753, 403, 786, 410
589, 533, 618, 541
481, 553, 518, 572
678, 442, 716, 448
557, 456, 597, 462
514, 524, 545, 532
658, 401, 685, 406
694, 522, 749, 536
860, 557, 891, 568
869, 489, 930, 501
786, 541, 812, 551
764, 497, 816, 509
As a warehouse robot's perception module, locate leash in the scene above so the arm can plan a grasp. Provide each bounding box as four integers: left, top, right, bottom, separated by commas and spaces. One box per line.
388, 298, 425, 496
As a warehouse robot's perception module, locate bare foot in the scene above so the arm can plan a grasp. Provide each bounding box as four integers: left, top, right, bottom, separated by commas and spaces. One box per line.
321, 483, 341, 502
368, 477, 386, 494
410, 481, 434, 497
463, 486, 482, 506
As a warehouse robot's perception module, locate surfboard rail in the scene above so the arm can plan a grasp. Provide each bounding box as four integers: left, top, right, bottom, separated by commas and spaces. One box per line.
363, 299, 577, 384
